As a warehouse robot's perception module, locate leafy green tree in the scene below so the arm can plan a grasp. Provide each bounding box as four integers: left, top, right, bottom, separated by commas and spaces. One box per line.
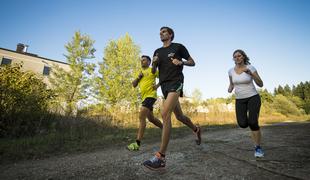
303, 81, 310, 100
0, 63, 52, 137
293, 82, 305, 99
303, 99, 310, 114
96, 33, 140, 117
49, 31, 96, 116
274, 85, 284, 95
256, 89, 273, 115
259, 89, 274, 103
283, 84, 292, 96
287, 95, 304, 109
292, 81, 310, 113
303, 81, 310, 113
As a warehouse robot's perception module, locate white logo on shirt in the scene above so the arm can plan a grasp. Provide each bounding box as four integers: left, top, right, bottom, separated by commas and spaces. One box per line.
168, 53, 175, 58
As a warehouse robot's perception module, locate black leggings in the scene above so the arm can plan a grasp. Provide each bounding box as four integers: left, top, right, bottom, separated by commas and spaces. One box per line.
235, 94, 261, 131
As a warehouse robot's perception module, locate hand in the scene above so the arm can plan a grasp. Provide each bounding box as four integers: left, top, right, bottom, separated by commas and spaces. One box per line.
171, 58, 183, 66
152, 53, 159, 64
228, 85, 234, 93
138, 72, 143, 80
153, 83, 160, 90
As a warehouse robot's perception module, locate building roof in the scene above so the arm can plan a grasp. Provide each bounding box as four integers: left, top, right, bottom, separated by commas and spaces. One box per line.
0, 47, 69, 65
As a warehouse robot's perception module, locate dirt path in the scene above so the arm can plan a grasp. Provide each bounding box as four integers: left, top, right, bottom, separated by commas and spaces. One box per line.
1, 121, 309, 180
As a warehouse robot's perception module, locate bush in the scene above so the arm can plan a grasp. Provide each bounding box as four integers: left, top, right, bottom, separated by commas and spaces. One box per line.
0, 64, 53, 137
272, 94, 304, 116
303, 99, 310, 114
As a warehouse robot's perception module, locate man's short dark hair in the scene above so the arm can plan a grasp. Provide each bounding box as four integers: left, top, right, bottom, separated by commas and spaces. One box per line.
160, 26, 174, 41
141, 55, 151, 62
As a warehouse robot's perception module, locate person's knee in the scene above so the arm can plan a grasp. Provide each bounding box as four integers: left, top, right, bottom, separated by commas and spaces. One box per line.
237, 120, 248, 128
161, 111, 168, 120
239, 124, 248, 128
175, 114, 184, 121
148, 116, 155, 123
249, 122, 259, 131
161, 111, 171, 121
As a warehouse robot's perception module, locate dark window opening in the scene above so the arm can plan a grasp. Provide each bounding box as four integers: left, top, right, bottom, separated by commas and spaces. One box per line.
1, 58, 12, 65
43, 66, 51, 76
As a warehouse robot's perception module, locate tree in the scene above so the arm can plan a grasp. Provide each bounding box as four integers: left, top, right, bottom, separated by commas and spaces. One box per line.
292, 81, 310, 114
288, 96, 304, 109
259, 89, 274, 103
293, 82, 305, 100
283, 84, 292, 96
49, 31, 96, 116
274, 85, 284, 95
96, 33, 140, 117
192, 88, 203, 107
272, 94, 303, 116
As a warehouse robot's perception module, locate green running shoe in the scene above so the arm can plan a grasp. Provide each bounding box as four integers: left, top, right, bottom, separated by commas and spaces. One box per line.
127, 142, 140, 151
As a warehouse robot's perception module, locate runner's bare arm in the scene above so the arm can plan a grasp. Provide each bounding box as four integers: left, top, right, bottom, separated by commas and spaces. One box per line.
171, 56, 195, 66
228, 76, 234, 93
152, 54, 159, 74
132, 72, 143, 88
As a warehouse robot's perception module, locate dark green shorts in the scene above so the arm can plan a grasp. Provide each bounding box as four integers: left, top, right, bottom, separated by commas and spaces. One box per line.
161, 81, 183, 99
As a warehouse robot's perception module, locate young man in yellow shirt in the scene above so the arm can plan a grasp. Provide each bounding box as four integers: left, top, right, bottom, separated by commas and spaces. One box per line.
127, 55, 163, 151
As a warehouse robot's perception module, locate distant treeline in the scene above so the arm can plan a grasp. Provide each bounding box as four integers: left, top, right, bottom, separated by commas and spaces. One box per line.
272, 81, 310, 114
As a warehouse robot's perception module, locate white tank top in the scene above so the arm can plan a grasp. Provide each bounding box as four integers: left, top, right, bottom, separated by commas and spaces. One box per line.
228, 65, 258, 99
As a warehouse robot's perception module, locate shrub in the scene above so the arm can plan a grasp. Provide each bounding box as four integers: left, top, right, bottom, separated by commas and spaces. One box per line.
0, 63, 53, 137
272, 94, 304, 116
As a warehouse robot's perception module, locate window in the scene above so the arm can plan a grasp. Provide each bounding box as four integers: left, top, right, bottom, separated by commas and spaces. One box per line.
1, 58, 12, 65
43, 66, 50, 76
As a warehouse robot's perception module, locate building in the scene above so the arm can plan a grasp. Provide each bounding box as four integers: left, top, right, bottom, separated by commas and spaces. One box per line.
0, 43, 70, 85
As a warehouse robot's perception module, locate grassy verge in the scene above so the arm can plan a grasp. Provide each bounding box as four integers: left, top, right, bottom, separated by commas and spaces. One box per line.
0, 127, 132, 164
1, 116, 309, 165
0, 125, 194, 164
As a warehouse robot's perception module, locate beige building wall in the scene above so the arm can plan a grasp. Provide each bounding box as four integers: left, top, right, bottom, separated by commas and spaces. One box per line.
0, 47, 70, 86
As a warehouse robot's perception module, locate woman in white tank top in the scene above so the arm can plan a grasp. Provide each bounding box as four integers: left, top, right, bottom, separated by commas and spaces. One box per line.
228, 49, 265, 158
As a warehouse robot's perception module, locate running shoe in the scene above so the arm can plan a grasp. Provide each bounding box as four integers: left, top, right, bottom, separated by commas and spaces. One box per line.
143, 152, 166, 170
127, 142, 140, 151
254, 146, 264, 158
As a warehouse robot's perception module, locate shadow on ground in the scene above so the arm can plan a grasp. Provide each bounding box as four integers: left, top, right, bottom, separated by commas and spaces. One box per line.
1, 121, 309, 180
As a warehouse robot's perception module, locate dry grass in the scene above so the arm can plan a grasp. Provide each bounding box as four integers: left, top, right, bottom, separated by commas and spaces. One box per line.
1, 110, 309, 164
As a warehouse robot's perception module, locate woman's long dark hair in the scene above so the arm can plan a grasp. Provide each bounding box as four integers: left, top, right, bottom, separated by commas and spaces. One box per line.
233, 49, 250, 65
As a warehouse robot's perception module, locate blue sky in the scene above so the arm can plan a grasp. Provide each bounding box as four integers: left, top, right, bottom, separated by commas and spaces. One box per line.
1, 0, 310, 99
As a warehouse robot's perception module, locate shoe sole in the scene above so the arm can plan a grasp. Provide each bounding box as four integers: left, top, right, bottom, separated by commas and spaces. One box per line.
255, 154, 264, 158
143, 164, 166, 171
255, 155, 264, 158
126, 146, 139, 151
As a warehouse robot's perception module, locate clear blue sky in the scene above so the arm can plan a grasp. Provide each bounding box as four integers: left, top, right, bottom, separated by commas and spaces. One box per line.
1, 0, 310, 99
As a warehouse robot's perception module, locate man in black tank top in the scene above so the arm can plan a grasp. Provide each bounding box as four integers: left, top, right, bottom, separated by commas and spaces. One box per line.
143, 26, 202, 171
